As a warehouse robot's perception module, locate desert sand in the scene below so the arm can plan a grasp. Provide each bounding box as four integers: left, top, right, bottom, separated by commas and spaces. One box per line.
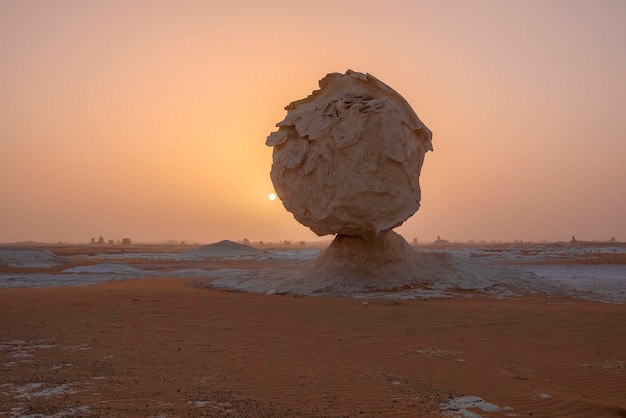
1, 245, 625, 417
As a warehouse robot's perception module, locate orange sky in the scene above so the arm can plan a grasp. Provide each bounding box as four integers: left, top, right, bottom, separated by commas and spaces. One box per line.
1, 0, 625, 244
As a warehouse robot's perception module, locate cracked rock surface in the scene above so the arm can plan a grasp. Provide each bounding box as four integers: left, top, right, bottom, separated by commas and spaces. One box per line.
266, 70, 432, 239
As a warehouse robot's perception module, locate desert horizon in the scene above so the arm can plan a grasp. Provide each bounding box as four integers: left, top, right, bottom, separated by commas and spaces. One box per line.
2, 235, 624, 249
2, 1, 625, 416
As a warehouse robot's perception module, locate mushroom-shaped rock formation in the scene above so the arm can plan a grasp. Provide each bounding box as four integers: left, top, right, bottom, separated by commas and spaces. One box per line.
266, 70, 432, 239
197, 73, 541, 295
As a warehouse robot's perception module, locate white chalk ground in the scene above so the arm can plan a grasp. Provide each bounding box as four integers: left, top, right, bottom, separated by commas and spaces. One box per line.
1, 335, 225, 417
63, 262, 149, 275
75, 247, 320, 262
515, 264, 626, 302
439, 395, 507, 418
202, 253, 549, 299
0, 339, 92, 418
192, 242, 626, 301
446, 247, 626, 303
0, 243, 624, 302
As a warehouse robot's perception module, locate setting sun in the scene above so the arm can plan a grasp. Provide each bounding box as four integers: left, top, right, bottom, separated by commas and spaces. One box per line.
268, 193, 277, 201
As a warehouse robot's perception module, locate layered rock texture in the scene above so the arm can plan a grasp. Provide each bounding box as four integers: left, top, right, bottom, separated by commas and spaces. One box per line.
263, 69, 439, 284
266, 70, 432, 239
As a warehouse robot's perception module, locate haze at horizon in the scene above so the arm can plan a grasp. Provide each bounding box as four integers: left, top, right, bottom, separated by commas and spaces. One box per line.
2, 0, 625, 244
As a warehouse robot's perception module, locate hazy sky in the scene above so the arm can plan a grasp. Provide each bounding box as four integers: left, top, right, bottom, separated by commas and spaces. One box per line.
2, 0, 625, 244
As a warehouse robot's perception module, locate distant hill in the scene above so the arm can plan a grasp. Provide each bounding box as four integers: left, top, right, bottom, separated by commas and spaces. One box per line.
185, 240, 261, 258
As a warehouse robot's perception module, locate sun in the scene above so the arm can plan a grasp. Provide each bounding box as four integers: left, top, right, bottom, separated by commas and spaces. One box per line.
268, 193, 277, 201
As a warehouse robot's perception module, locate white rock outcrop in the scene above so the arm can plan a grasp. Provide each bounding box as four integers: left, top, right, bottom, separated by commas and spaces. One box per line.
0, 248, 65, 268
266, 70, 432, 239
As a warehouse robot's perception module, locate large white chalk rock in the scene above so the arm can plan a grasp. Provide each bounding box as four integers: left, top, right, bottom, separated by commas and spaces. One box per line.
266, 70, 432, 238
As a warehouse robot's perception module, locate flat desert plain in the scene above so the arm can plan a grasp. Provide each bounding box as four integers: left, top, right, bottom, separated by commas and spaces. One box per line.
1, 243, 625, 417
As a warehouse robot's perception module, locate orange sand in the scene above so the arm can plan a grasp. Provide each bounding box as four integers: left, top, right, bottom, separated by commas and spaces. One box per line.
1, 276, 625, 417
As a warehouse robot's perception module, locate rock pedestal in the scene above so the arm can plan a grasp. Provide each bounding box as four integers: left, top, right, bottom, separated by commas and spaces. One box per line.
310, 231, 421, 282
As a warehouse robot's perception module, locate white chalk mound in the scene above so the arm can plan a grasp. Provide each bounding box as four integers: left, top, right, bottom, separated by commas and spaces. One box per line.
204, 247, 546, 299
267, 70, 432, 238
63, 263, 147, 275
0, 248, 65, 268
